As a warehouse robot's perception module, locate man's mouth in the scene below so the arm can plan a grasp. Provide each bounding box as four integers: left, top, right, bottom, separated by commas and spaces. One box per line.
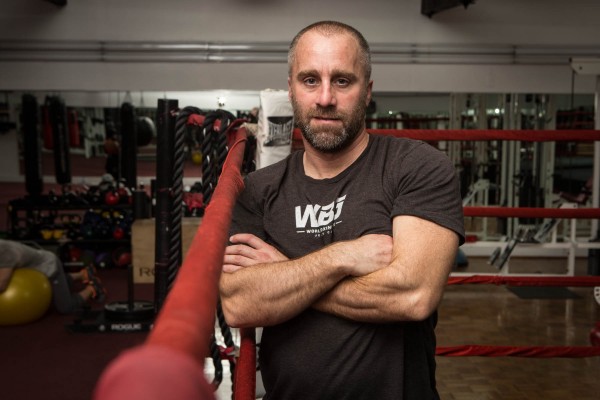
313, 115, 340, 121
312, 117, 341, 126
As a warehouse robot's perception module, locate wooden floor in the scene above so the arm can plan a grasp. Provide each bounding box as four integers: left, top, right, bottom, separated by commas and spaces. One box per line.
436, 286, 599, 399
436, 257, 600, 400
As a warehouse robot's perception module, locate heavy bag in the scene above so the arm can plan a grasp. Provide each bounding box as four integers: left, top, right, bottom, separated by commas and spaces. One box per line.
120, 102, 138, 191
68, 108, 81, 147
21, 94, 43, 196
46, 96, 71, 184
41, 105, 53, 150
255, 89, 294, 169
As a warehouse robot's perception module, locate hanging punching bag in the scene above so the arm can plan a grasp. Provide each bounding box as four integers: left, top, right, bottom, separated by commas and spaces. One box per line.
68, 108, 81, 148
21, 94, 43, 196
46, 96, 71, 185
120, 102, 137, 191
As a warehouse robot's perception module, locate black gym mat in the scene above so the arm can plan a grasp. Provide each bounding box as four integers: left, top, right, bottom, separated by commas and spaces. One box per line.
507, 286, 581, 299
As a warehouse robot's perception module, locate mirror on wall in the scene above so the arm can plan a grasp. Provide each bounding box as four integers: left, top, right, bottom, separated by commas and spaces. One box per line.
1, 91, 595, 204
3, 91, 265, 183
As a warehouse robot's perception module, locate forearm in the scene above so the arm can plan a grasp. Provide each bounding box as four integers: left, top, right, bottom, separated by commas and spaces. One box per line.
314, 233, 457, 323
314, 220, 459, 323
219, 244, 348, 328
313, 265, 435, 323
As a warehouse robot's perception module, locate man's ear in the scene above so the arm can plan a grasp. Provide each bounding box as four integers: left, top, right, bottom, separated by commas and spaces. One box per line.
365, 80, 373, 106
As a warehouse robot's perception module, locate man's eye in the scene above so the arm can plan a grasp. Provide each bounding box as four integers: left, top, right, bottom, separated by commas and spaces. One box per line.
335, 79, 350, 87
304, 78, 318, 86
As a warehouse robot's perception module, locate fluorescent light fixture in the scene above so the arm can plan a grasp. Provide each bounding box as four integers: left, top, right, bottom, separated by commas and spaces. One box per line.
571, 57, 600, 75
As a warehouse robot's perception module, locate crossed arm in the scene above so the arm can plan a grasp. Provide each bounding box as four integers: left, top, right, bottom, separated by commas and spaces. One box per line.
219, 215, 458, 328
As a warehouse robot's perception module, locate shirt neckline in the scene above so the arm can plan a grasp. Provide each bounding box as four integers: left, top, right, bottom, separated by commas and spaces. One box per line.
294, 134, 376, 184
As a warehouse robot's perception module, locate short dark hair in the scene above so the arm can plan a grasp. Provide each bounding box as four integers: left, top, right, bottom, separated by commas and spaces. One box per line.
288, 20, 372, 82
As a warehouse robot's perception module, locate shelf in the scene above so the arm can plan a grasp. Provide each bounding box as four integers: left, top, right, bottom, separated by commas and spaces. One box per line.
9, 196, 131, 211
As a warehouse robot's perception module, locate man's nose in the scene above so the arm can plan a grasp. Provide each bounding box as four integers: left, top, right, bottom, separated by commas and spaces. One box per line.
316, 83, 336, 108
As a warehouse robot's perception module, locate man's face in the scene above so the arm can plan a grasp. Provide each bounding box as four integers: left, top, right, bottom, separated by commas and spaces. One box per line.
288, 31, 372, 153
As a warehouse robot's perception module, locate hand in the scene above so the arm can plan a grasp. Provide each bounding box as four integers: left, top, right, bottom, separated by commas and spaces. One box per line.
336, 234, 393, 276
223, 233, 288, 273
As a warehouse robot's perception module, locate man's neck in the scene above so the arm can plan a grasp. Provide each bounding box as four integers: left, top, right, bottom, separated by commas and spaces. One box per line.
302, 131, 370, 179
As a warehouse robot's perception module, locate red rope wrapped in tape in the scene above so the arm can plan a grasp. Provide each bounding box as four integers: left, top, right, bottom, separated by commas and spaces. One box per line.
370, 129, 600, 142
448, 275, 600, 287
464, 206, 600, 219
292, 129, 600, 142
94, 128, 248, 400
146, 128, 246, 361
234, 328, 257, 400
436, 345, 600, 358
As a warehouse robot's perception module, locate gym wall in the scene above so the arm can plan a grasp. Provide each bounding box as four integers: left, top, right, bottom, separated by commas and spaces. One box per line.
0, 0, 599, 93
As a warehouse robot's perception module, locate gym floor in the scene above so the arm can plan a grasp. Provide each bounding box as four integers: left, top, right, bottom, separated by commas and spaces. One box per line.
1, 178, 599, 399
435, 257, 600, 400
0, 257, 598, 399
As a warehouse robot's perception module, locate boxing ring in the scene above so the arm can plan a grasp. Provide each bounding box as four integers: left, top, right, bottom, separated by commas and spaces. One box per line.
94, 126, 600, 400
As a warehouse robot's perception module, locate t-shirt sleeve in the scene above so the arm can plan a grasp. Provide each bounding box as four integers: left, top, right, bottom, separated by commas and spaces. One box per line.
390, 142, 465, 245
0, 240, 22, 268
229, 175, 268, 241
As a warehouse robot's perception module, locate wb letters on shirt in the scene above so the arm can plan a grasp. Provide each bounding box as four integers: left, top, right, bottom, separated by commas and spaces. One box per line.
295, 195, 346, 237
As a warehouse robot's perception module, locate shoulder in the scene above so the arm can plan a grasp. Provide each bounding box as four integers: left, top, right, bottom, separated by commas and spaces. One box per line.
370, 134, 451, 168
370, 134, 429, 154
371, 135, 457, 197
242, 151, 301, 196
246, 151, 300, 181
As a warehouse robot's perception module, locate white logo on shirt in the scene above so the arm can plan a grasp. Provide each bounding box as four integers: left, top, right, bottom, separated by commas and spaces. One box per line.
295, 195, 346, 236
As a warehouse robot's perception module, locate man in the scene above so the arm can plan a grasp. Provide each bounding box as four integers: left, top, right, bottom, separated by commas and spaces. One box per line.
0, 239, 106, 314
220, 21, 464, 399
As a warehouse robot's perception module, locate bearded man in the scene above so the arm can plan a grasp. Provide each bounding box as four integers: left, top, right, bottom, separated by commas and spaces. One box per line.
220, 20, 465, 400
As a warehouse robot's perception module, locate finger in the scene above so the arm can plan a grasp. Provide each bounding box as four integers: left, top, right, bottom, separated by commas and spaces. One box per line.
222, 264, 243, 273
225, 244, 266, 264
225, 243, 255, 257
229, 233, 267, 249
223, 254, 253, 267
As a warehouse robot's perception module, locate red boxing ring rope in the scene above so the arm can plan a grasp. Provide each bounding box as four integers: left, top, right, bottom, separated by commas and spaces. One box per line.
436, 345, 600, 358
370, 129, 600, 142
234, 328, 257, 400
93, 128, 248, 400
145, 129, 246, 360
448, 275, 600, 287
94, 127, 600, 400
292, 128, 600, 142
464, 206, 600, 219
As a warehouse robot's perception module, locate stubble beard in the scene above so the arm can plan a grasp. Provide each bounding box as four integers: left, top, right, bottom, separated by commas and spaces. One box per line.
291, 92, 367, 154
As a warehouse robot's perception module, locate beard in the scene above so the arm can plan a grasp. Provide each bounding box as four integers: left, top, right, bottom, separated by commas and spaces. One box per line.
291, 91, 367, 153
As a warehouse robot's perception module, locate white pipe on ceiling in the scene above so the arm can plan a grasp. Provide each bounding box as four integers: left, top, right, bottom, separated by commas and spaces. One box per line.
1, 40, 599, 65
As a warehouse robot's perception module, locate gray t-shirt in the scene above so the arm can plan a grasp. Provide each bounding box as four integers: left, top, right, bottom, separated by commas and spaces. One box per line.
230, 134, 465, 399
0, 239, 59, 277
